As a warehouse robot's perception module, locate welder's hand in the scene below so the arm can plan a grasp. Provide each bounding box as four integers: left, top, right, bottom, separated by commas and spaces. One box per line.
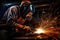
23, 25, 32, 32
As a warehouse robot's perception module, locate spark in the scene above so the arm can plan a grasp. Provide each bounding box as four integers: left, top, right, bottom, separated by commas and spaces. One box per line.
34, 28, 45, 34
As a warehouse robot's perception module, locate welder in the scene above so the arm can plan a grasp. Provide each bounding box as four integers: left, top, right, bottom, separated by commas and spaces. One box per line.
0, 0, 35, 40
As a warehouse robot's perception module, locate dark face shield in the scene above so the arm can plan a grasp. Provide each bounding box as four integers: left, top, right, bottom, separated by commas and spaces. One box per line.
20, 2, 35, 19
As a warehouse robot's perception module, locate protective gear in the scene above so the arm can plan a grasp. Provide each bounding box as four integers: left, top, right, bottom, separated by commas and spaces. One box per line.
0, 2, 19, 19
20, 2, 35, 19
0, 2, 20, 36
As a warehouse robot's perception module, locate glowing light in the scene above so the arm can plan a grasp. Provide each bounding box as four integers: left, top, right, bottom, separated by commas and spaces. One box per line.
34, 28, 45, 34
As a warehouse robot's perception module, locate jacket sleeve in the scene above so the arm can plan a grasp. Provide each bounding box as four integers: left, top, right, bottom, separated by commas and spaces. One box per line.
0, 5, 20, 27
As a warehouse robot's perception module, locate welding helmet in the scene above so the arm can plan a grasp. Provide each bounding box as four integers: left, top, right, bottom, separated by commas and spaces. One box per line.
20, 2, 35, 19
